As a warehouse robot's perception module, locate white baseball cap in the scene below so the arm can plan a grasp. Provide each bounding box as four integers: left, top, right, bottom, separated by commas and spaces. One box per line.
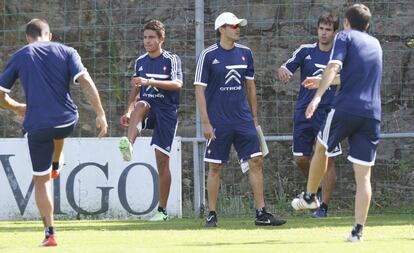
214, 12, 247, 30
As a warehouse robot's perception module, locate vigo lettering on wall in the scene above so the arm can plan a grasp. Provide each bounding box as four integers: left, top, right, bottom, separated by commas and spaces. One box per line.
0, 138, 182, 220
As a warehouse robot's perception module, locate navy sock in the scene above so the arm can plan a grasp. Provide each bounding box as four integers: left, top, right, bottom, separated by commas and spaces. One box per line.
52, 162, 59, 170
317, 187, 322, 195
320, 202, 328, 211
256, 207, 266, 217
352, 224, 363, 235
45, 226, 55, 238
304, 192, 316, 203
158, 206, 167, 215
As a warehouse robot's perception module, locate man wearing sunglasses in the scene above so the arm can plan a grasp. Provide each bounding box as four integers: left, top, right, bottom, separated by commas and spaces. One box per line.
195, 12, 286, 227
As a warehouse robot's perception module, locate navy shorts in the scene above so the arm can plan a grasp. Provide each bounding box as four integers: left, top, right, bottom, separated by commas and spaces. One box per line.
293, 107, 333, 156
204, 121, 261, 164
27, 123, 75, 176
141, 102, 177, 156
318, 109, 380, 166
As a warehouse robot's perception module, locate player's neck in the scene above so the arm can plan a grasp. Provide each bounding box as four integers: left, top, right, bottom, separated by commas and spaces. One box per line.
148, 48, 162, 59
219, 39, 235, 50
318, 42, 332, 52
26, 36, 50, 44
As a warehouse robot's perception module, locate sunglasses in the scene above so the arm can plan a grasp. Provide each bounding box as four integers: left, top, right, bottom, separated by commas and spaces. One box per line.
224, 24, 240, 29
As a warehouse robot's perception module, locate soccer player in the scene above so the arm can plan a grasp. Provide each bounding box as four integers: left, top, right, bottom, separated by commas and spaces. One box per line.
278, 13, 339, 218
195, 12, 286, 227
0, 18, 108, 246
291, 4, 382, 242
119, 20, 183, 221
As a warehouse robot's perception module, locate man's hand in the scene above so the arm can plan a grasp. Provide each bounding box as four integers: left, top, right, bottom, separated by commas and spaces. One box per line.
14, 104, 26, 118
278, 67, 291, 83
305, 97, 321, 119
303, 76, 322, 89
77, 72, 108, 138
131, 77, 150, 87
0, 92, 26, 118
96, 114, 108, 138
120, 113, 130, 127
203, 122, 215, 140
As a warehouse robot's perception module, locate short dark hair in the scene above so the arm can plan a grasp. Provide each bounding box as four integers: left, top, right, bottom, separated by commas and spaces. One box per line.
143, 20, 165, 38
345, 4, 371, 32
317, 13, 339, 31
25, 18, 50, 38
216, 25, 227, 38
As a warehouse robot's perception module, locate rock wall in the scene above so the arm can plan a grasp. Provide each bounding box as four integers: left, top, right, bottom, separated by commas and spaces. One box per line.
1, 1, 413, 215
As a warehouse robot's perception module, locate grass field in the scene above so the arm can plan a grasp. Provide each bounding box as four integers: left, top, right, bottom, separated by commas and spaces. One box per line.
0, 214, 413, 253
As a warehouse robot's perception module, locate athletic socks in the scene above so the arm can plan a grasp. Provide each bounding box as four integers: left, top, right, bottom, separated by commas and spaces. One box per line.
158, 206, 167, 215
304, 192, 317, 203
45, 226, 55, 238
317, 187, 322, 195
320, 202, 328, 211
255, 207, 267, 217
352, 224, 363, 236
52, 162, 59, 170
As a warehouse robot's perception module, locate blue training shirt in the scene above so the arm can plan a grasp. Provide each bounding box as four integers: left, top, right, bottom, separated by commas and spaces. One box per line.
329, 29, 383, 121
194, 42, 255, 124
134, 50, 183, 110
282, 42, 336, 111
0, 41, 86, 132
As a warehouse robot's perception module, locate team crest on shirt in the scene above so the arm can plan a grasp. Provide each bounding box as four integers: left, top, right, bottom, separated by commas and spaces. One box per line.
163, 66, 167, 72
241, 56, 246, 62
337, 31, 348, 42
138, 66, 143, 71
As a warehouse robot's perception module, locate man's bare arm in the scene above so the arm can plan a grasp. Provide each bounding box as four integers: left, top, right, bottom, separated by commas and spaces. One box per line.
77, 73, 108, 137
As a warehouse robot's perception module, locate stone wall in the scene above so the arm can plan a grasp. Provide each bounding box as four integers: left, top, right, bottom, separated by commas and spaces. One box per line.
1, 1, 413, 215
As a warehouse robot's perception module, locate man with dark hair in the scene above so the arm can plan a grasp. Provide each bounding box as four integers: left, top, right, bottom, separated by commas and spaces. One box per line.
25, 18, 50, 38
0, 18, 108, 246
119, 19, 183, 221
278, 13, 339, 218
291, 4, 382, 242
195, 12, 286, 227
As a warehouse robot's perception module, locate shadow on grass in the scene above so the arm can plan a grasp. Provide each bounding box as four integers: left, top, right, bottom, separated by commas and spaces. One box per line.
0, 214, 412, 233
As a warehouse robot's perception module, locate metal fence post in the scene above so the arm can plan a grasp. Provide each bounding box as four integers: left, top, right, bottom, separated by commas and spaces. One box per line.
193, 0, 205, 218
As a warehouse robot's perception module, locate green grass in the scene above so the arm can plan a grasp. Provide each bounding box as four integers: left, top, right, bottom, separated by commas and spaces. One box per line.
0, 214, 413, 253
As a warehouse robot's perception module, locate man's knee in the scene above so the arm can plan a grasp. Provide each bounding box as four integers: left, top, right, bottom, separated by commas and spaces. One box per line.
327, 157, 336, 171
315, 140, 327, 154
248, 156, 263, 173
135, 101, 149, 109
294, 156, 310, 168
353, 163, 371, 181
33, 174, 51, 185
131, 101, 149, 118
209, 163, 222, 176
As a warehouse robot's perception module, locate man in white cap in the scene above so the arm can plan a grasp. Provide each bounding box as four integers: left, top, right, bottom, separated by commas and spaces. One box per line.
194, 12, 286, 227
